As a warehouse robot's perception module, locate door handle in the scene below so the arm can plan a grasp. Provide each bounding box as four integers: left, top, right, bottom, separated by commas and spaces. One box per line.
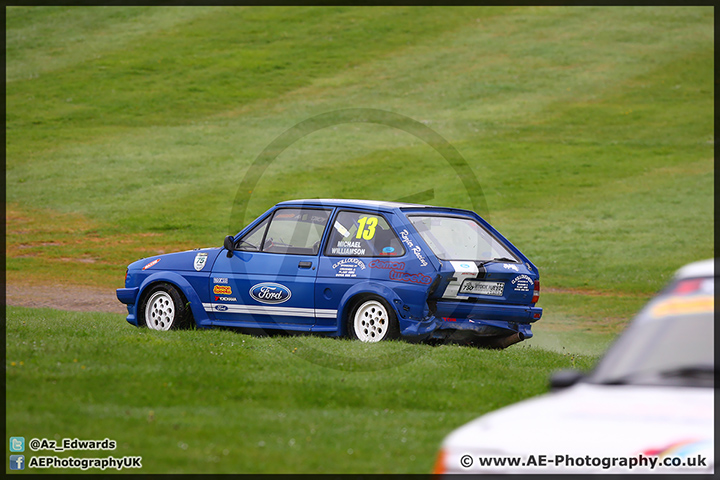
298, 261, 312, 269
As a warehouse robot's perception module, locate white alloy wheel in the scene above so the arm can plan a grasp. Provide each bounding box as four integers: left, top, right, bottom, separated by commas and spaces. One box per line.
353, 300, 390, 342
145, 290, 176, 331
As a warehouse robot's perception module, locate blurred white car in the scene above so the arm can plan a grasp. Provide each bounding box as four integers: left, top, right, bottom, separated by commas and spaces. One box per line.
434, 258, 714, 474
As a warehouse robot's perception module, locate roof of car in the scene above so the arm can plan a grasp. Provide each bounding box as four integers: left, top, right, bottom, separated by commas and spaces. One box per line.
674, 258, 715, 279
277, 198, 442, 210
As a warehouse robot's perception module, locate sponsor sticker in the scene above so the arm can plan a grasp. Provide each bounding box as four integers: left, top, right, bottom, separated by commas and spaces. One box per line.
250, 283, 292, 304
382, 247, 395, 254
388, 269, 432, 285
503, 263, 519, 272
399, 229, 414, 248
213, 277, 229, 284
214, 296, 237, 302
275, 212, 300, 220
450, 261, 478, 278
399, 230, 428, 265
332, 258, 366, 278
213, 285, 233, 295
142, 258, 161, 270
369, 259, 430, 284
194, 252, 208, 271
512, 274, 533, 292
369, 259, 405, 270
334, 221, 351, 237
214, 305, 229, 312
411, 245, 428, 266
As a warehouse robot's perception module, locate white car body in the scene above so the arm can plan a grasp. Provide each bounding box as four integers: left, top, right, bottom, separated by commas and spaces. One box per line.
436, 259, 715, 474
440, 383, 713, 474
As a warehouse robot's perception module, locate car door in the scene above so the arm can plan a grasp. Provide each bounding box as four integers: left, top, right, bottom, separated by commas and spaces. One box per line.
315, 209, 407, 328
210, 207, 331, 328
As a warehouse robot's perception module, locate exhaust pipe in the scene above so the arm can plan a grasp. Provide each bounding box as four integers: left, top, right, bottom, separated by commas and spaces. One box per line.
492, 331, 525, 349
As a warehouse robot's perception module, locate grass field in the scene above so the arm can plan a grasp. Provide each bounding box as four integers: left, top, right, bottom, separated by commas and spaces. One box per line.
6, 307, 597, 473
5, 6, 713, 474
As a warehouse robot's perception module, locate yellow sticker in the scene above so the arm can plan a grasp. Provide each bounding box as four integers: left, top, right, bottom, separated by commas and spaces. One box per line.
650, 295, 714, 318
355, 216, 378, 240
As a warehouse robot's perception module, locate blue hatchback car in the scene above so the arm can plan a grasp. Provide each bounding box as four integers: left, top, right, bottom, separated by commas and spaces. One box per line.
117, 199, 542, 348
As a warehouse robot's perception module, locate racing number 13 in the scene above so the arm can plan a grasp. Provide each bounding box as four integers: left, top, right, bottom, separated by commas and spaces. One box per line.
356, 216, 378, 240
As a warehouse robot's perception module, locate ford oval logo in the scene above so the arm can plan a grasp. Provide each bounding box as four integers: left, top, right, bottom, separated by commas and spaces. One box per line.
215, 305, 228, 312
250, 283, 292, 304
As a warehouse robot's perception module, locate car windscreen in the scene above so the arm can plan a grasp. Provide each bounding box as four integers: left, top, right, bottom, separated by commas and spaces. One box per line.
407, 215, 518, 262
589, 309, 714, 388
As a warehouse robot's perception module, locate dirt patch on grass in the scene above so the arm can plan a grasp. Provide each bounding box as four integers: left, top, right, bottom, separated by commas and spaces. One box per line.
5, 284, 647, 317
6, 284, 127, 315
544, 286, 648, 298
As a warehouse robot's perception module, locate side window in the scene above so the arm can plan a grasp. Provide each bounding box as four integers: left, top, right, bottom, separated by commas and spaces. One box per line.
236, 217, 269, 252
325, 211, 405, 257
262, 208, 331, 255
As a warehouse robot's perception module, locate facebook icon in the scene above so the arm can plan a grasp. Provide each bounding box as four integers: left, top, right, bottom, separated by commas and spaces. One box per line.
10, 455, 25, 470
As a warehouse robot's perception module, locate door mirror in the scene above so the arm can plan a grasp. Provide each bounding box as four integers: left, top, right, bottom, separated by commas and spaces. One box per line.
224, 235, 235, 257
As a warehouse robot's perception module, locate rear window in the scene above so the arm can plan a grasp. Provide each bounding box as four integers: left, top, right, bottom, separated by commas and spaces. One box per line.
408, 215, 518, 262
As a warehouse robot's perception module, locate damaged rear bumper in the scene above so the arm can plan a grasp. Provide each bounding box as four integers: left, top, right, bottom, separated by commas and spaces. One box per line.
398, 300, 541, 343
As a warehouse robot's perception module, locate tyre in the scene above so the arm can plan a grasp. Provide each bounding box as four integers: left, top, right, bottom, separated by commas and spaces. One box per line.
141, 284, 192, 330
348, 297, 399, 342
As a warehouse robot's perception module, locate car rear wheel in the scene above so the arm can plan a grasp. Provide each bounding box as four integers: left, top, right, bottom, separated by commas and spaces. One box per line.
142, 284, 191, 330
348, 297, 398, 342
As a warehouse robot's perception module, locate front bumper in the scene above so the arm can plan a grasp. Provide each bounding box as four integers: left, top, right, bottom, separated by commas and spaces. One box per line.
116, 287, 140, 326
116, 287, 139, 305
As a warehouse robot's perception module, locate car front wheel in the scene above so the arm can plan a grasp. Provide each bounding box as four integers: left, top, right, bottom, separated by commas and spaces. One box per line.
348, 297, 398, 342
142, 284, 191, 330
